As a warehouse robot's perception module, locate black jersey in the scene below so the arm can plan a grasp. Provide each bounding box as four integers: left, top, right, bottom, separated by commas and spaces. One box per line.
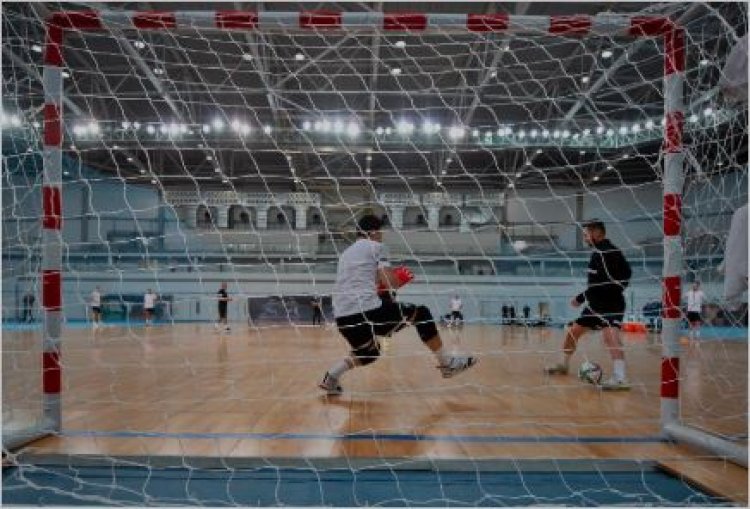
575, 239, 632, 306
217, 289, 228, 312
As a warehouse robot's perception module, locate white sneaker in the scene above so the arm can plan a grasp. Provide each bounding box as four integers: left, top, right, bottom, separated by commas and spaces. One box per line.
318, 373, 343, 395
438, 355, 478, 379
600, 376, 631, 391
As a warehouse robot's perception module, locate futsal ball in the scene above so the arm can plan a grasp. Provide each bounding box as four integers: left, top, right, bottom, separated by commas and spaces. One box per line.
578, 361, 603, 385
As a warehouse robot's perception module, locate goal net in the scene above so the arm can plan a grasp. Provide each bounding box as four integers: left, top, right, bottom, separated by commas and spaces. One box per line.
2, 3, 747, 505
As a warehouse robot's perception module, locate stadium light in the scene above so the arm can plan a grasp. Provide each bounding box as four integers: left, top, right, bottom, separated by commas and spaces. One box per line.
375, 126, 384, 135
631, 123, 640, 133
212, 118, 224, 131
530, 129, 538, 138
645, 120, 655, 129
347, 122, 360, 137
601, 50, 613, 58
449, 126, 465, 140
263, 125, 272, 134
395, 40, 406, 48
146, 125, 156, 134
295, 52, 305, 61
703, 107, 714, 117
302, 121, 311, 131
133, 40, 146, 49
689, 114, 699, 123
32, 44, 42, 53
618, 126, 628, 135
390, 67, 402, 76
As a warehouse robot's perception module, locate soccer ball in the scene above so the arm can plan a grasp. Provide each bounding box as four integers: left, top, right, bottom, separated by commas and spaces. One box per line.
578, 361, 603, 385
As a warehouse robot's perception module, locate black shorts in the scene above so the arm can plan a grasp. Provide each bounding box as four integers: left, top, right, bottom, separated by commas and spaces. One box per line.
218, 307, 227, 319
92, 306, 101, 314
145, 308, 154, 316
451, 311, 463, 321
687, 311, 702, 323
336, 302, 415, 350
575, 305, 624, 330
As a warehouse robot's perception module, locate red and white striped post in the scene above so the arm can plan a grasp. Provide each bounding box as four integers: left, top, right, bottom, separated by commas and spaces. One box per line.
660, 24, 686, 427
44, 10, 685, 431
42, 15, 67, 431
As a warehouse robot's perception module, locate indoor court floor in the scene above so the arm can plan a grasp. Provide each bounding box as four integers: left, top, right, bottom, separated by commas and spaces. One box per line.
4, 323, 748, 503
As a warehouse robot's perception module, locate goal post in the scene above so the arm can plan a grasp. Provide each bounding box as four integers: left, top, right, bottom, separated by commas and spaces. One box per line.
31, 8, 745, 468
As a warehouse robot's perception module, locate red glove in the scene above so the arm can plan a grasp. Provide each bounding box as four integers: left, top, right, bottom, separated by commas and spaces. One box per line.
393, 266, 414, 288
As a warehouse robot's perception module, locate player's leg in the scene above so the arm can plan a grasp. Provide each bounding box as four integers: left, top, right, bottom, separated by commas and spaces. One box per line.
319, 315, 380, 395
388, 302, 477, 378
600, 324, 630, 390
545, 321, 590, 375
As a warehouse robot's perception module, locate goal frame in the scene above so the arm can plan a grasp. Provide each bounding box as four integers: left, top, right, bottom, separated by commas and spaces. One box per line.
32, 9, 740, 464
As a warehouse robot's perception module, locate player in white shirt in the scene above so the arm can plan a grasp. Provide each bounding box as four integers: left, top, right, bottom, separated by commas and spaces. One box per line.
90, 286, 102, 330
319, 215, 477, 395
143, 289, 157, 326
685, 281, 706, 339
449, 295, 464, 328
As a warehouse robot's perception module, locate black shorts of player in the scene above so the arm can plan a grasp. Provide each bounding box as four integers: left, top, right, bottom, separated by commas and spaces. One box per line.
336, 301, 437, 354
145, 308, 154, 316
218, 307, 227, 319
451, 311, 464, 321
92, 306, 101, 314
575, 303, 625, 330
687, 311, 702, 323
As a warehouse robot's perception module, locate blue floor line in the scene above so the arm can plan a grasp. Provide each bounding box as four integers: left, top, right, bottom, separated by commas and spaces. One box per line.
60, 429, 667, 444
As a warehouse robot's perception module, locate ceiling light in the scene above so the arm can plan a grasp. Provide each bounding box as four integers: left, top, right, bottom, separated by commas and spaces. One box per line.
139, 168, 146, 174
645, 120, 654, 129
134, 40, 146, 49
127, 157, 134, 162
146, 125, 156, 134
302, 121, 312, 130
390, 67, 402, 76
581, 76, 589, 84
212, 118, 224, 131
242, 53, 253, 61
31, 44, 42, 53
61, 71, 70, 78
699, 58, 709, 66
593, 175, 600, 181
449, 126, 465, 140
689, 114, 699, 123
295, 52, 305, 61
263, 125, 272, 134
601, 50, 613, 59
703, 107, 714, 117
375, 126, 384, 135
395, 40, 406, 48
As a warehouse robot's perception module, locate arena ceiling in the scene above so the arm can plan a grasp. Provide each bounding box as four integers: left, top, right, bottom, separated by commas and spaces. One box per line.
2, 2, 747, 190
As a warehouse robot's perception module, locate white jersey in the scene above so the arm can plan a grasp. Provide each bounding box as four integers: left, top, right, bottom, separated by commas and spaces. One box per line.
144, 293, 156, 309
332, 238, 388, 318
450, 298, 462, 312
686, 290, 705, 313
90, 290, 101, 307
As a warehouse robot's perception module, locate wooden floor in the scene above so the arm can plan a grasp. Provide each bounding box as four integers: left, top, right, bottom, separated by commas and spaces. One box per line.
4, 322, 748, 501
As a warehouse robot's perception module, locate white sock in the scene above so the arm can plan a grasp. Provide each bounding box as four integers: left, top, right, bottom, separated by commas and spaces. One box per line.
328, 358, 354, 379
613, 359, 626, 381
434, 346, 451, 366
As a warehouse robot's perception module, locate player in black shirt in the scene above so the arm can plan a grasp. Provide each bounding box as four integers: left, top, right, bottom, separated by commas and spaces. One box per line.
545, 221, 632, 390
215, 282, 232, 332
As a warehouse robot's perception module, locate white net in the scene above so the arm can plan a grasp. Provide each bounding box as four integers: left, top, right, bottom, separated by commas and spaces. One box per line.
2, 2, 747, 505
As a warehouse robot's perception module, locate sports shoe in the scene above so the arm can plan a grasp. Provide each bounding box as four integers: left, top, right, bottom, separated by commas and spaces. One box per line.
224, 326, 231, 332
544, 363, 569, 375
318, 373, 343, 395
438, 355, 478, 379
600, 377, 631, 391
